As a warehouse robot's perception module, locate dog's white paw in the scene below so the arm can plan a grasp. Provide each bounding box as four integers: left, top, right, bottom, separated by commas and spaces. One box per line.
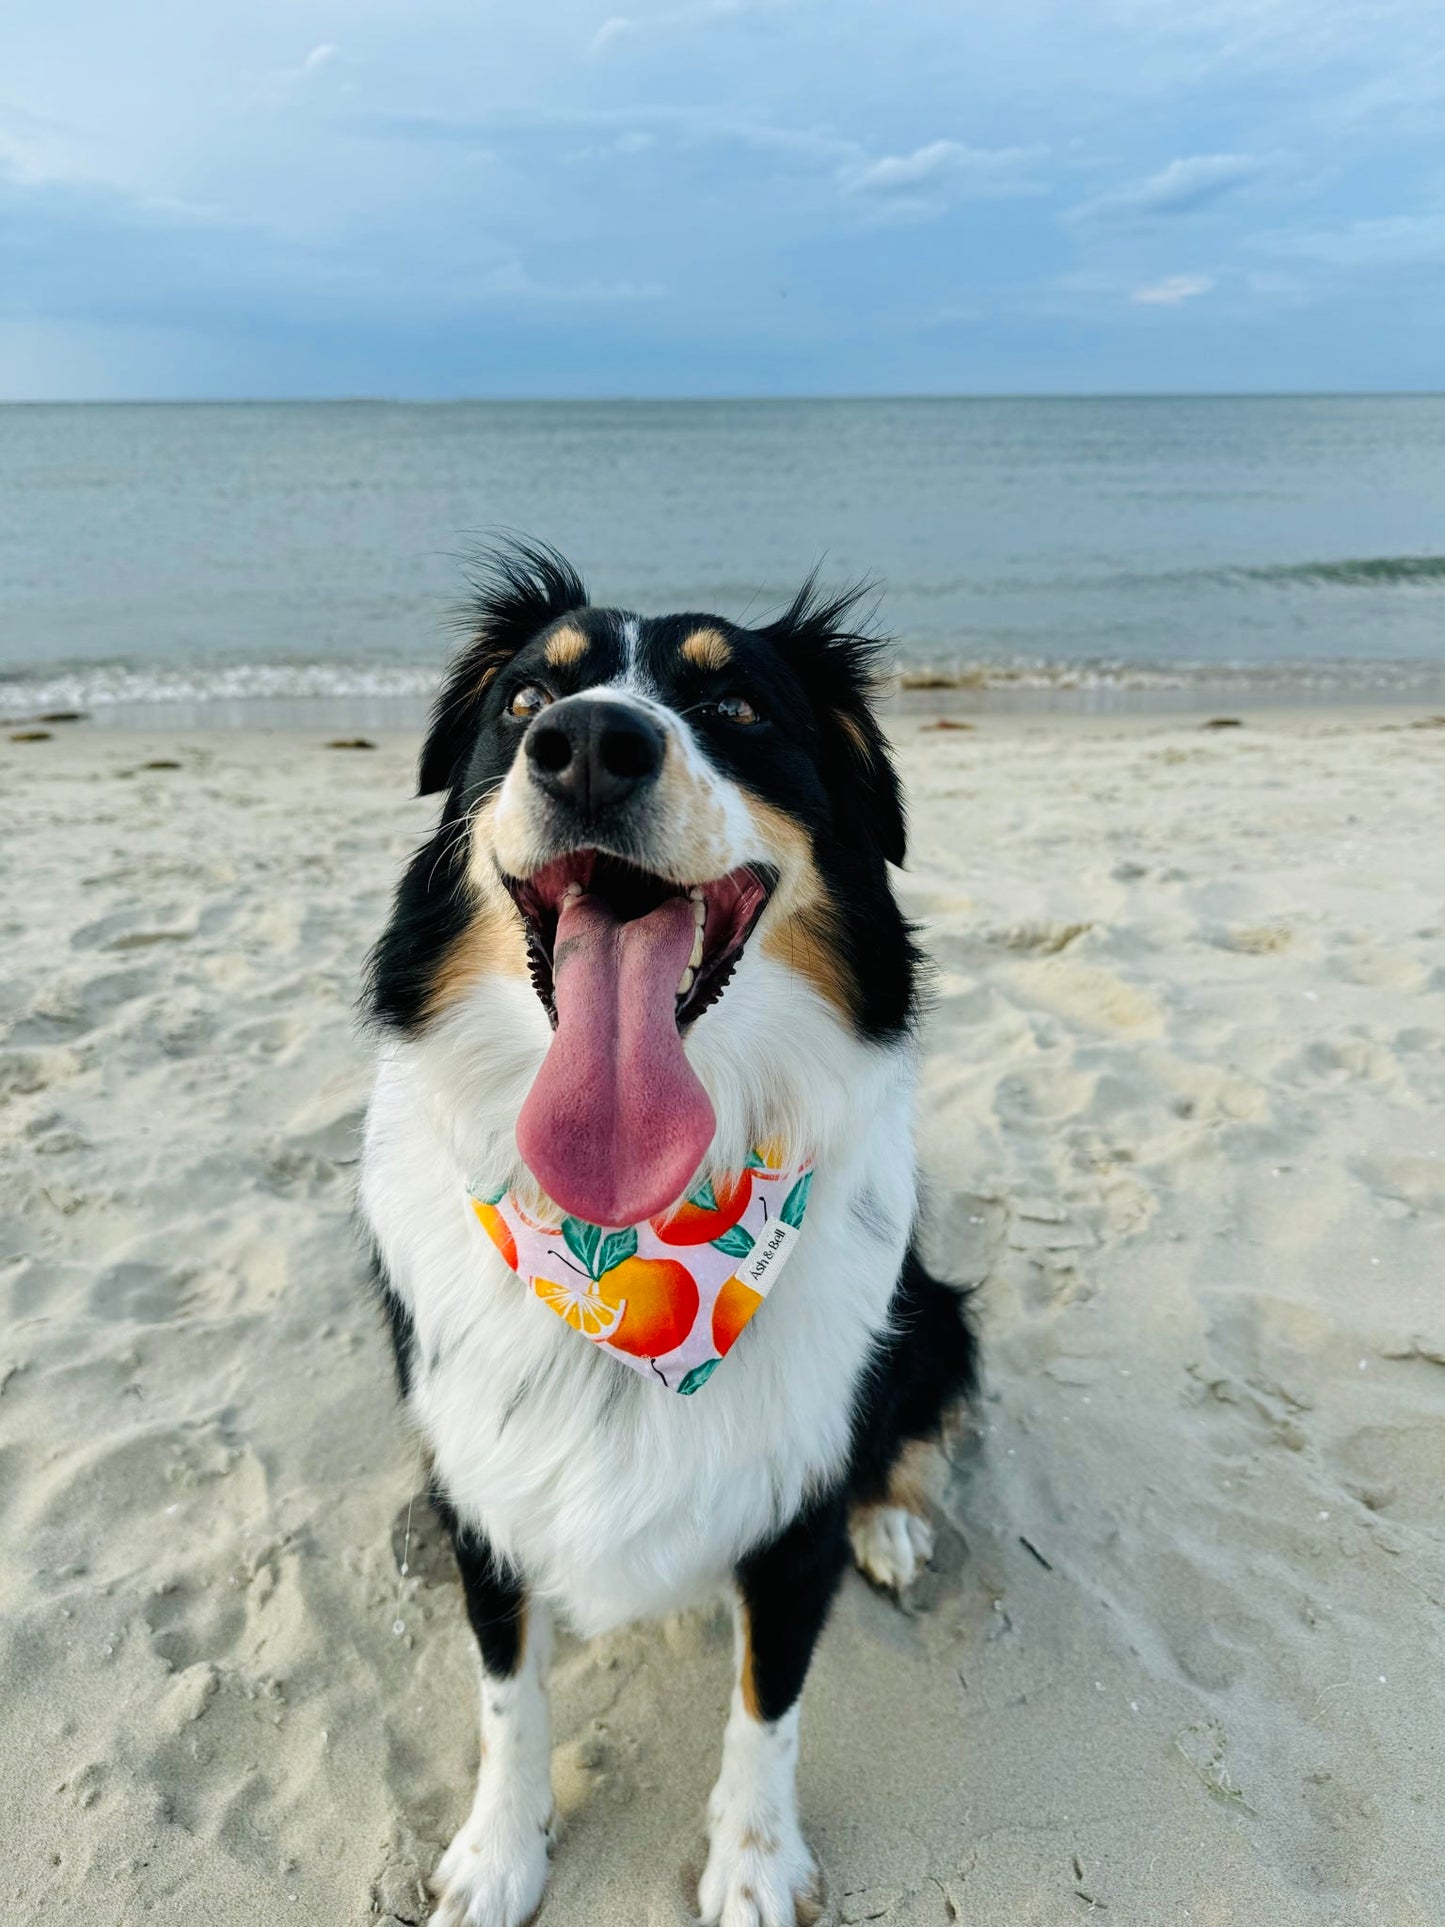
428, 1772, 551, 1927
849, 1503, 933, 1594
697, 1813, 822, 1927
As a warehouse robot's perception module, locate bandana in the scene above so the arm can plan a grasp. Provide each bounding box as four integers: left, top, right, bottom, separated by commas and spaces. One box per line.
466, 1144, 813, 1394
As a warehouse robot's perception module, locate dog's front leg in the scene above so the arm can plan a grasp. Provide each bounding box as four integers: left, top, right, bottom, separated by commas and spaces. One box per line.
699, 1495, 848, 1927
429, 1505, 552, 1927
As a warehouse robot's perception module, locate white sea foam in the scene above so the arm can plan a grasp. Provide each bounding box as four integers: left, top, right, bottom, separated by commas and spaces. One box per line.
5, 649, 1445, 726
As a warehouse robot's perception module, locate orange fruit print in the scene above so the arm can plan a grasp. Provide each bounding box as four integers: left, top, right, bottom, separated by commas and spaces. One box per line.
471, 1198, 518, 1272
711, 1274, 763, 1355
650, 1169, 751, 1245
597, 1255, 699, 1358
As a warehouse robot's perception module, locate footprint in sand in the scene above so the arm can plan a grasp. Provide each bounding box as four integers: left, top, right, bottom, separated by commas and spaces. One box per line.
8, 966, 158, 1045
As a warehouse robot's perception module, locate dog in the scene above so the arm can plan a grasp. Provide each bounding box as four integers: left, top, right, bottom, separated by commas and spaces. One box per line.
359, 540, 976, 1927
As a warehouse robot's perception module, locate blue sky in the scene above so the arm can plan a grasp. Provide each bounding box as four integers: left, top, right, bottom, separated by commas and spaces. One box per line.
2, 0, 1443, 398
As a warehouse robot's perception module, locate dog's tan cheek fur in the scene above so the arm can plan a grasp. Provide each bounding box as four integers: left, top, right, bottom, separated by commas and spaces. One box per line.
746, 798, 858, 1023
651, 749, 737, 881
426, 801, 530, 1018
426, 900, 530, 1018
490, 757, 555, 879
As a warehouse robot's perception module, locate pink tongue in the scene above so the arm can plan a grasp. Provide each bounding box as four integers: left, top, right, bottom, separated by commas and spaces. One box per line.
517, 891, 715, 1227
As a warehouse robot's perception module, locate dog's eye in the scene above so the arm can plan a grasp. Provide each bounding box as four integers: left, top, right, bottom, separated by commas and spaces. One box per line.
509, 684, 553, 720
711, 694, 761, 726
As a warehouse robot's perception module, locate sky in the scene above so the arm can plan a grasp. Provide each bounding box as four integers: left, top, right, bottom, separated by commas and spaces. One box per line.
2, 0, 1443, 398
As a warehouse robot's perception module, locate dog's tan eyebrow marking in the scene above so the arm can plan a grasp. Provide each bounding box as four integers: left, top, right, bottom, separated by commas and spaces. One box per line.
544, 624, 590, 668
681, 627, 733, 671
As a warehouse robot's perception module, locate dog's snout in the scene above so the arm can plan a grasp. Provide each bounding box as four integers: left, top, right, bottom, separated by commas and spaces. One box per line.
525, 698, 665, 819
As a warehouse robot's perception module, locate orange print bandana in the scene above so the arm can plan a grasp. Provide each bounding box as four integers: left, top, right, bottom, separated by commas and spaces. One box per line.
466, 1146, 814, 1394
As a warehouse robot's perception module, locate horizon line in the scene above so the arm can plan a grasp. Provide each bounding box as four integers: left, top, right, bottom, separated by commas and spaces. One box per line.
3, 387, 1444, 408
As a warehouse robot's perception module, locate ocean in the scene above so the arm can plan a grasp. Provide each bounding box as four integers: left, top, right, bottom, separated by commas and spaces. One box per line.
3, 396, 1443, 725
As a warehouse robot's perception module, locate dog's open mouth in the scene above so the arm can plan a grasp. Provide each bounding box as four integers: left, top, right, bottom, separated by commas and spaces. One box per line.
505, 852, 774, 1029
504, 853, 774, 1228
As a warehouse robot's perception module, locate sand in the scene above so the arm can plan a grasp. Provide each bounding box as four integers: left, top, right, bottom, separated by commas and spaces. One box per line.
2, 710, 1442, 1926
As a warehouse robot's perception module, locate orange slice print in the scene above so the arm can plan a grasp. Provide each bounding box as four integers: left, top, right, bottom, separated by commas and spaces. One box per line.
533, 1274, 623, 1339
748, 1138, 789, 1177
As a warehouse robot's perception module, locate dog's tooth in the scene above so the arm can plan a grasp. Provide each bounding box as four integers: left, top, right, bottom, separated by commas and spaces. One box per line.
677, 965, 695, 997
688, 926, 704, 970
562, 881, 583, 900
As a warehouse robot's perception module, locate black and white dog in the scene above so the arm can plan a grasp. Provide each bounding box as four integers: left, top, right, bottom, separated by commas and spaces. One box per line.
360, 542, 975, 1927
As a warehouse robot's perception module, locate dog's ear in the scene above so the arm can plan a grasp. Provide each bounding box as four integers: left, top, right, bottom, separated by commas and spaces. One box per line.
762, 573, 908, 867
418, 539, 589, 797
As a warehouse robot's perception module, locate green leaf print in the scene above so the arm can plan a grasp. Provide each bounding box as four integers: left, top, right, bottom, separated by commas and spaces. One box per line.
689, 1175, 719, 1212
677, 1358, 720, 1396
562, 1216, 604, 1278
711, 1224, 756, 1260
596, 1227, 639, 1275
779, 1171, 812, 1229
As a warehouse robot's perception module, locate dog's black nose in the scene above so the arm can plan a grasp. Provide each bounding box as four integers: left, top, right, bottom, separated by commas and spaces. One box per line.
525, 698, 666, 818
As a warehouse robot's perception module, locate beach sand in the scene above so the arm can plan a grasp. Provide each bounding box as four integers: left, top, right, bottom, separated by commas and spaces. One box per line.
3, 711, 1442, 1925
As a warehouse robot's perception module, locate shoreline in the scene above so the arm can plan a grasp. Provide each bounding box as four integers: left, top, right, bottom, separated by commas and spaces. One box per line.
7, 676, 1445, 736
6, 689, 1445, 743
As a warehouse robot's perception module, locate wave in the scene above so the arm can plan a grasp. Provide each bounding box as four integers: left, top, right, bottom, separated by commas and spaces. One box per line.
4, 648, 1445, 723
0, 658, 444, 719
1223, 554, 1445, 589
896, 654, 1445, 695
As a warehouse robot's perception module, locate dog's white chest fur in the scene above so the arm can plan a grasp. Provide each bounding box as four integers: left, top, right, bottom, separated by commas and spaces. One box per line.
359, 957, 918, 1638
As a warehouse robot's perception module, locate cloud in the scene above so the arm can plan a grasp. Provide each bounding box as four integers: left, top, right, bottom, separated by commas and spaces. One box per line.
588, 0, 794, 56
259, 41, 341, 105
1132, 273, 1214, 304
590, 15, 637, 50
839, 138, 1049, 222
1070, 153, 1267, 223
6, 0, 1445, 396
1257, 212, 1445, 268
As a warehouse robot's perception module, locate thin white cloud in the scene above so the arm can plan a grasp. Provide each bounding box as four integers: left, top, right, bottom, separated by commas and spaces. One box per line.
1070, 152, 1267, 223
590, 15, 636, 50
1132, 273, 1214, 304
1258, 212, 1445, 268
839, 138, 1049, 222
259, 41, 342, 105
588, 0, 794, 56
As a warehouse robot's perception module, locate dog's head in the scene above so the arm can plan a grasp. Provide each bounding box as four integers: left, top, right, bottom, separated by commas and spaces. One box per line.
368, 540, 917, 1225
